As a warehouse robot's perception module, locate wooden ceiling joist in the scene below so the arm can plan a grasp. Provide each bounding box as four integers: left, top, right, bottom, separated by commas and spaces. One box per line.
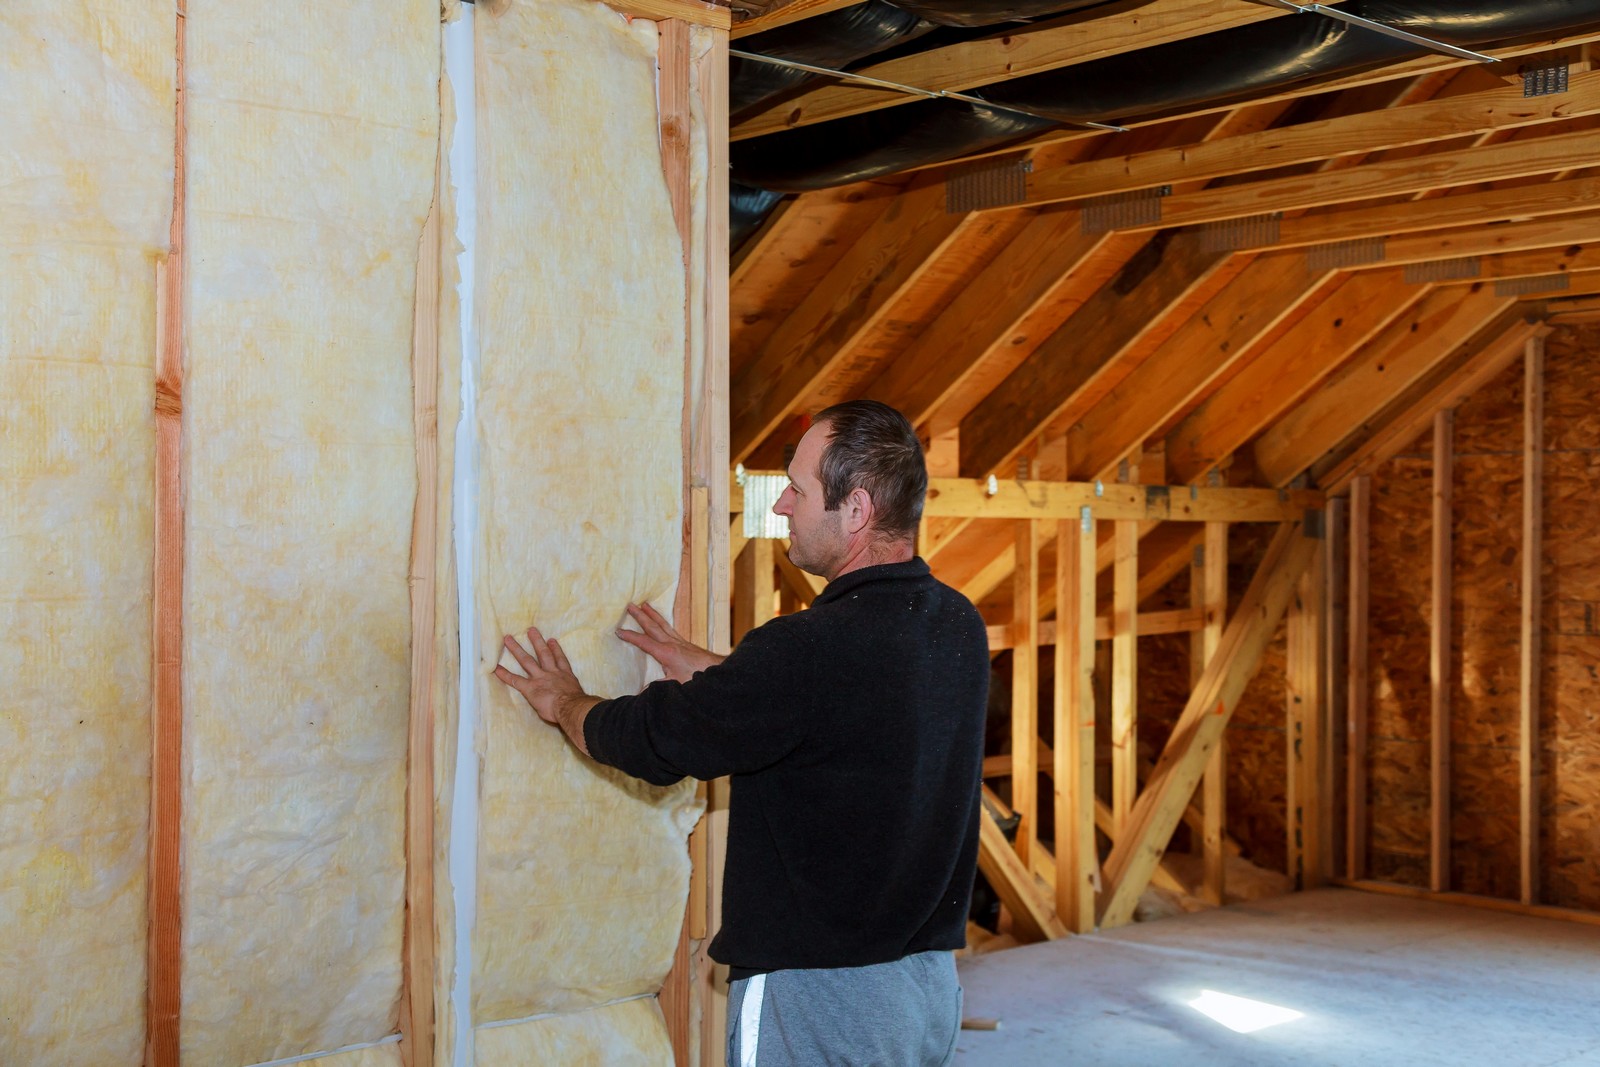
729, 179, 973, 462
729, 0, 1332, 140
959, 230, 1230, 478
730, 0, 861, 38
1022, 70, 1600, 209
1165, 268, 1425, 485
936, 33, 1600, 174
1252, 283, 1517, 487
1260, 173, 1600, 251
1029, 124, 1600, 229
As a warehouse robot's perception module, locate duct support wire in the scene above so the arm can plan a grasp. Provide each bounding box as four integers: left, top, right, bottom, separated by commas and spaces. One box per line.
729, 48, 1130, 132
1244, 0, 1496, 63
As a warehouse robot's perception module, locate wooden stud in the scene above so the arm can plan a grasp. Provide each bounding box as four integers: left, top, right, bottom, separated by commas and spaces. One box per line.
147, 6, 187, 1063
1111, 518, 1138, 833
399, 170, 443, 1067
1011, 519, 1041, 866
1346, 476, 1371, 882
1431, 409, 1454, 894
657, 24, 697, 1063
1521, 335, 1545, 907
1324, 497, 1349, 884
1198, 523, 1227, 906
1098, 523, 1320, 928
1054, 510, 1098, 933
1287, 533, 1326, 890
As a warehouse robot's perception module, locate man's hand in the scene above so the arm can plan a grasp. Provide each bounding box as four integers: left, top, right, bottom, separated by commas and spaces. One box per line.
615, 601, 725, 683
494, 626, 600, 755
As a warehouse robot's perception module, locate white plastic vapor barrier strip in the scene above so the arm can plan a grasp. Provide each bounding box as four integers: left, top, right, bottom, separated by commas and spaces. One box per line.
445, 7, 482, 1066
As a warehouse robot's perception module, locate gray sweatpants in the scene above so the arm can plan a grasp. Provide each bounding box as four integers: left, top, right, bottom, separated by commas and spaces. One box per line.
726, 950, 962, 1067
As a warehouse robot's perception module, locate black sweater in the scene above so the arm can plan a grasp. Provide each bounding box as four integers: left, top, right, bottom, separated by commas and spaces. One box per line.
584, 557, 989, 973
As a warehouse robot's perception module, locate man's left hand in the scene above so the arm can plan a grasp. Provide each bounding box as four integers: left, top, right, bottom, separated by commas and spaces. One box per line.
494, 626, 600, 755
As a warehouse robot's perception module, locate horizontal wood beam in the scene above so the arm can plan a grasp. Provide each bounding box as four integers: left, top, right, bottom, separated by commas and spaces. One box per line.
985, 606, 1204, 650
731, 472, 1322, 521
1336, 878, 1600, 929
1098, 522, 1320, 929
1022, 70, 1600, 208
606, 0, 731, 27
1260, 174, 1600, 251
730, 0, 1325, 140
1031, 126, 1600, 229
731, 0, 859, 37
904, 34, 1600, 178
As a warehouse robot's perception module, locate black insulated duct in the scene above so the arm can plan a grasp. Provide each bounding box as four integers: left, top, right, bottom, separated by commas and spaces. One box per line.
731, 0, 1600, 197
731, 1, 938, 121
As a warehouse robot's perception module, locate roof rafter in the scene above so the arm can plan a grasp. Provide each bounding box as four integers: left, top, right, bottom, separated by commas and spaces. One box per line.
728, 178, 974, 461
1252, 283, 1518, 487
1165, 268, 1427, 484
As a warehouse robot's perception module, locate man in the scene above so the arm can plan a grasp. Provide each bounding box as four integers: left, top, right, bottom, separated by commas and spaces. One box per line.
495, 400, 989, 1067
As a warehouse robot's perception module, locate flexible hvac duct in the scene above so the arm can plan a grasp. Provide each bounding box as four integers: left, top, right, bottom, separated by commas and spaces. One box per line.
731, 0, 1600, 195
731, 1, 937, 121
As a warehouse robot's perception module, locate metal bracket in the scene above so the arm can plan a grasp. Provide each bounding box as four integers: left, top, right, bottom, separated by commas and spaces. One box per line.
1496, 273, 1571, 298
1403, 257, 1480, 284
730, 50, 1128, 133
1083, 186, 1171, 234
947, 158, 1033, 213
1244, 0, 1494, 64
1305, 237, 1387, 272
1522, 63, 1571, 98
1197, 212, 1283, 253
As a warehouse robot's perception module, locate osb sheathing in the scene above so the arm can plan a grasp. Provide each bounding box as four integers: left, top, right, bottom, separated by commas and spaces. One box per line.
1362, 323, 1600, 909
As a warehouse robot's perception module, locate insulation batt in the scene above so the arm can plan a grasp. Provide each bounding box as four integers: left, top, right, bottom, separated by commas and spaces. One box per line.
0, 2, 173, 1063
179, 1, 439, 1062
471, 0, 701, 1048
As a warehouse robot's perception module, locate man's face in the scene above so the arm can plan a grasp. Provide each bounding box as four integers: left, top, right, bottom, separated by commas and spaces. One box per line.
773, 423, 847, 577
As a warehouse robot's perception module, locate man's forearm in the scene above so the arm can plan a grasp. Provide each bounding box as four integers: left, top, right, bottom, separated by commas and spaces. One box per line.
554, 693, 602, 757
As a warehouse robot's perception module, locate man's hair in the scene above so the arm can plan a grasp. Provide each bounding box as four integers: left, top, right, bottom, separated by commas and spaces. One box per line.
811, 400, 927, 539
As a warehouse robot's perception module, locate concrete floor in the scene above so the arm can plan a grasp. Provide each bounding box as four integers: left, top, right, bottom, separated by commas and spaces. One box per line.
954, 888, 1600, 1066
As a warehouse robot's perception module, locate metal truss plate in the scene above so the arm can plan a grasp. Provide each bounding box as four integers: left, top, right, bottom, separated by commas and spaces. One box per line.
946, 158, 1033, 213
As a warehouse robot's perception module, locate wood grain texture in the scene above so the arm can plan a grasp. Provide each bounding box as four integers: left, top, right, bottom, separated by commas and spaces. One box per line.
1430, 410, 1453, 895
1347, 477, 1371, 882
148, 6, 187, 1062
1521, 336, 1545, 907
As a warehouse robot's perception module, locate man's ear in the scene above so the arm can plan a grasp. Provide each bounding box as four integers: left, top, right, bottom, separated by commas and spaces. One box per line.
843, 487, 873, 535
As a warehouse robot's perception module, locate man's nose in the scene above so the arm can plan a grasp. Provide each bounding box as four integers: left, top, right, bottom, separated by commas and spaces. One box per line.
773, 489, 792, 516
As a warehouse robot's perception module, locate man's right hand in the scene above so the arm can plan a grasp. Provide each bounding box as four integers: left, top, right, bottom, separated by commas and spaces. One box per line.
615, 601, 725, 683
